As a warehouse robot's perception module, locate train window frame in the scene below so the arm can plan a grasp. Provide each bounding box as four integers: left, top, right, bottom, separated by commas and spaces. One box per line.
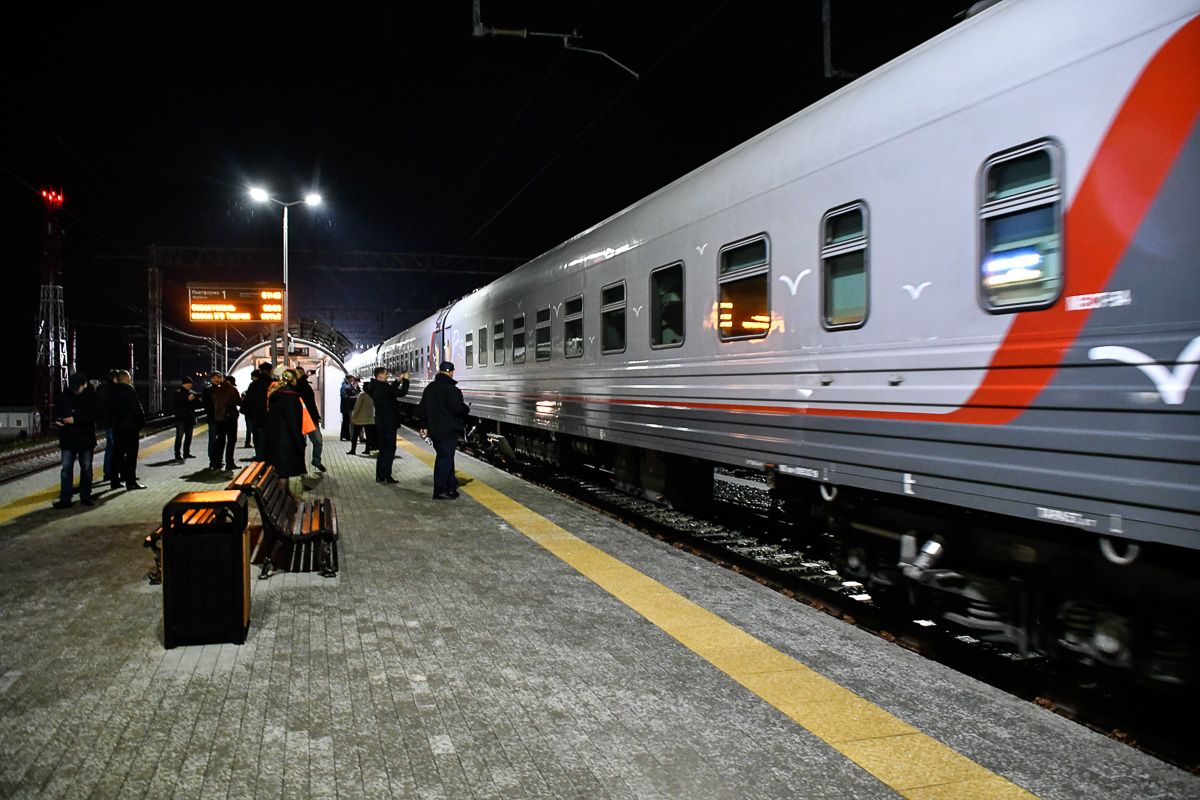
601, 280, 627, 355
978, 139, 1064, 313
717, 234, 771, 341
650, 261, 685, 349
493, 321, 505, 366
477, 326, 487, 367
535, 306, 552, 362
513, 314, 526, 364
563, 294, 584, 358
464, 332, 473, 368
820, 202, 870, 330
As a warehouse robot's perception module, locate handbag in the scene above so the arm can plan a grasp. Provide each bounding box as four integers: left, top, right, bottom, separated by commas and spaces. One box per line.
300, 400, 317, 436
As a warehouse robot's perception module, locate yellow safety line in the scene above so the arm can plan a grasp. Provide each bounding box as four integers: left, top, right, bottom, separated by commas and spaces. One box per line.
0, 425, 205, 526
398, 439, 1037, 799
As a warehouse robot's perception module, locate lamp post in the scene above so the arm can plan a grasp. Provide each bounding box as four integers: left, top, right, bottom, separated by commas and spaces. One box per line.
248, 187, 322, 361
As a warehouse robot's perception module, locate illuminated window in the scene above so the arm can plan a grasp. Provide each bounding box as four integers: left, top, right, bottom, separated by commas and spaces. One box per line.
650, 262, 684, 347
718, 237, 769, 341
601, 281, 626, 354
464, 332, 473, 368
563, 295, 584, 358
980, 142, 1062, 310
535, 307, 551, 361
477, 327, 487, 367
493, 321, 505, 366
821, 204, 868, 328
513, 314, 526, 364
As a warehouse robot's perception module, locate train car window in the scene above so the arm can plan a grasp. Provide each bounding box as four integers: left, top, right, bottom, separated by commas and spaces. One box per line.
513, 314, 526, 363
563, 295, 584, 358
464, 332, 473, 368
821, 203, 868, 329
979, 141, 1063, 310
718, 236, 770, 340
535, 307, 552, 361
651, 262, 684, 347
477, 326, 487, 366
601, 281, 626, 354
493, 321, 505, 366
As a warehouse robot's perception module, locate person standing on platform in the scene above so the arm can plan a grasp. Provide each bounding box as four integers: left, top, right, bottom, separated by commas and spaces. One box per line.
339, 374, 358, 441
98, 369, 119, 486
265, 368, 308, 495
201, 371, 241, 471
347, 385, 375, 456
366, 366, 409, 484
296, 369, 326, 473
108, 369, 146, 490
241, 371, 258, 448
52, 372, 101, 509
172, 376, 200, 462
416, 361, 470, 499
241, 362, 273, 461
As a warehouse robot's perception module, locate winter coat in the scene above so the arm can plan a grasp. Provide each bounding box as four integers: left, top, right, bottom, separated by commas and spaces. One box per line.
265, 384, 307, 478
202, 381, 241, 423
107, 382, 145, 433
242, 374, 270, 426
55, 385, 101, 453
96, 381, 116, 428
296, 375, 322, 424
350, 391, 375, 426
173, 386, 200, 421
416, 373, 470, 440
367, 377, 409, 428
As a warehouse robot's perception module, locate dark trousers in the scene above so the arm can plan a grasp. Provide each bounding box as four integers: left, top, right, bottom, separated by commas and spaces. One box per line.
112, 429, 140, 485
253, 425, 268, 461
340, 401, 352, 440
174, 419, 194, 458
375, 423, 397, 481
432, 437, 459, 496
349, 424, 375, 454
244, 419, 253, 446
102, 428, 115, 481
210, 420, 237, 468
60, 448, 94, 502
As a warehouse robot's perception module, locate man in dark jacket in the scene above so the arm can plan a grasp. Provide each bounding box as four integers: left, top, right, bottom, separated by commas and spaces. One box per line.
339, 374, 358, 441
173, 376, 201, 461
367, 366, 410, 484
107, 369, 146, 490
202, 371, 241, 471
416, 361, 470, 499
53, 372, 102, 509
241, 362, 273, 461
296, 370, 325, 472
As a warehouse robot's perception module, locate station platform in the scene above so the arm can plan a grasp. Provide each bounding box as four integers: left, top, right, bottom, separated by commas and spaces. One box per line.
0, 424, 1196, 799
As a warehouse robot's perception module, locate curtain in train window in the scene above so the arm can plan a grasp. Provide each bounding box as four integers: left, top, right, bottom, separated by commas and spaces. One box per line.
535, 307, 551, 361
650, 263, 684, 347
821, 204, 868, 328
493, 321, 505, 366
477, 327, 487, 366
718, 237, 769, 340
601, 281, 626, 353
563, 296, 584, 358
464, 332, 473, 368
979, 143, 1062, 310
513, 315, 526, 364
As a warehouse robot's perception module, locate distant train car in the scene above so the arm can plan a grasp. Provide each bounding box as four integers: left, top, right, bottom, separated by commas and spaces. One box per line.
347, 0, 1200, 684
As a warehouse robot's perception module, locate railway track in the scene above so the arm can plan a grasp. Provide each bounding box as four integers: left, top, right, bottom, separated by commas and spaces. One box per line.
482, 453, 1199, 773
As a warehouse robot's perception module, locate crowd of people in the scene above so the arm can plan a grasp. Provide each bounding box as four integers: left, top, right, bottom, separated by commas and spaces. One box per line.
53, 360, 470, 509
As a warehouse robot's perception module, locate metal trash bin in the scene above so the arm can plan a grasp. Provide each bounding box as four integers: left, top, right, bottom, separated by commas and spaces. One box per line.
161, 490, 250, 648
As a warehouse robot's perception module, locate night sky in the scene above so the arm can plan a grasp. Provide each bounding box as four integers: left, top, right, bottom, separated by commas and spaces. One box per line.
2, 1, 971, 407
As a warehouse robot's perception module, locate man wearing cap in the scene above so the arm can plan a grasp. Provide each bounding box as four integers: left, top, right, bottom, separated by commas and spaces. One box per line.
416, 361, 471, 499
173, 376, 201, 462
367, 366, 410, 484
53, 373, 102, 509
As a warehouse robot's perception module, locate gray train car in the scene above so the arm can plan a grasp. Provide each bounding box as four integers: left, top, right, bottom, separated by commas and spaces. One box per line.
346, 0, 1200, 684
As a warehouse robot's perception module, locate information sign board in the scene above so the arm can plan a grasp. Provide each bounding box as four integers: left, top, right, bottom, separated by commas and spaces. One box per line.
187, 283, 284, 323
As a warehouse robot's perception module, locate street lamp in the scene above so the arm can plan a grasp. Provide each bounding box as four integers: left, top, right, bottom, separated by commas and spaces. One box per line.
248, 187, 322, 360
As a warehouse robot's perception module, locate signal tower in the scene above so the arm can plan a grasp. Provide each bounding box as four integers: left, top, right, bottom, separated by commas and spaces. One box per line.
34, 188, 69, 434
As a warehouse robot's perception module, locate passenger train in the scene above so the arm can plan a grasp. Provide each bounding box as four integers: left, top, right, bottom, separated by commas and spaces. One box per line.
347, 0, 1200, 685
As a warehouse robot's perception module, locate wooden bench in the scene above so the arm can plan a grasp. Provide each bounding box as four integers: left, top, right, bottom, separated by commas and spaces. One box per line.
227, 461, 339, 580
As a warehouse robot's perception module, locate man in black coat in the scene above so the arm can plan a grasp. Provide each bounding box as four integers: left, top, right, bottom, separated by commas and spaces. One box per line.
241, 362, 273, 461
296, 370, 326, 473
367, 366, 410, 484
53, 372, 102, 509
416, 361, 470, 499
339, 375, 358, 441
107, 369, 146, 490
201, 371, 241, 471
173, 376, 200, 461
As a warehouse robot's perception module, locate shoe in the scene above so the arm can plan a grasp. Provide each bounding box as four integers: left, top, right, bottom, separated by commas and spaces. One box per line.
174, 454, 182, 461
52, 500, 73, 510
184, 454, 196, 459
225, 464, 237, 471
432, 492, 456, 500
447, 490, 460, 498
346, 450, 357, 455
209, 464, 222, 471
126, 481, 147, 490
316, 464, 327, 473
81, 496, 95, 507
382, 477, 398, 484
110, 481, 121, 491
